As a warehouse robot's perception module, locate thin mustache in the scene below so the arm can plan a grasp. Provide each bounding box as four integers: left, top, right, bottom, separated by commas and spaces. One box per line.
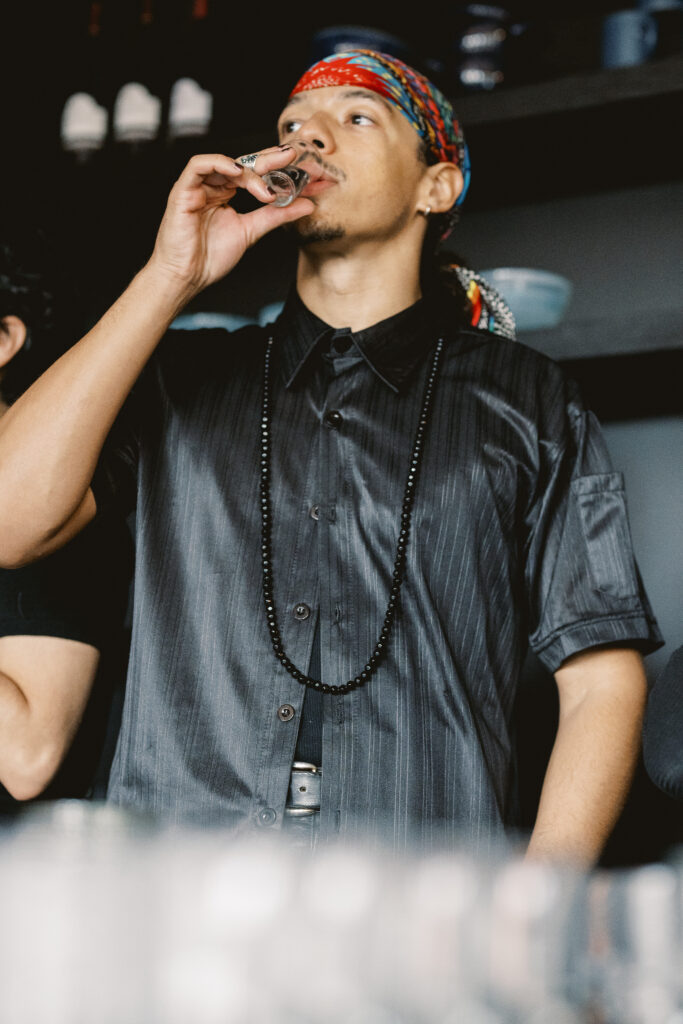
287, 146, 346, 182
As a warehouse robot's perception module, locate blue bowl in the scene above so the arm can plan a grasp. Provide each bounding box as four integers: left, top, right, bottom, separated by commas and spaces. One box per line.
309, 25, 413, 64
478, 267, 573, 331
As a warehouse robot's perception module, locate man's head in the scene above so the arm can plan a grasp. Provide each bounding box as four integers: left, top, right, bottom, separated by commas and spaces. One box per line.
278, 50, 470, 252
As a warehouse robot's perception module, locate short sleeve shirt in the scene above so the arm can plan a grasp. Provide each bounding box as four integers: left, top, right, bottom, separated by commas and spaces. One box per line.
0, 511, 133, 805
97, 288, 662, 844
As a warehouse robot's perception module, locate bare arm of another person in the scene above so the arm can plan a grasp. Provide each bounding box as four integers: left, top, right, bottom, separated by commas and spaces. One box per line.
0, 149, 313, 567
526, 647, 647, 866
0, 635, 100, 799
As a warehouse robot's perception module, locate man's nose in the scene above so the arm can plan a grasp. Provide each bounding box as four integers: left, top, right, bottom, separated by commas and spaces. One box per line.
294, 113, 335, 153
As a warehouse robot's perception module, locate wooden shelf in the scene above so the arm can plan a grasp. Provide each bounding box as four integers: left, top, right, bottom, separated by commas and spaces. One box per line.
518, 308, 683, 420
450, 55, 682, 209
453, 54, 683, 126
520, 308, 682, 361
560, 346, 683, 421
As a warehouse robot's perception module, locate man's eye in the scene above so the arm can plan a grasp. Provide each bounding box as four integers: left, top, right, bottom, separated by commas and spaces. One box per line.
350, 113, 374, 126
281, 119, 301, 135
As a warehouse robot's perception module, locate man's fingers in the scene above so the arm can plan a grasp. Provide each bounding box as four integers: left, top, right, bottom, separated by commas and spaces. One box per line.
241, 196, 315, 247
235, 145, 298, 205
235, 145, 295, 176
172, 149, 299, 209
175, 154, 244, 191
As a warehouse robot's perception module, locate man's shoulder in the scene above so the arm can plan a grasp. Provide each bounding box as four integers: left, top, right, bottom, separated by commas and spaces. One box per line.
449, 325, 569, 387
156, 321, 268, 379
445, 326, 584, 439
164, 320, 266, 352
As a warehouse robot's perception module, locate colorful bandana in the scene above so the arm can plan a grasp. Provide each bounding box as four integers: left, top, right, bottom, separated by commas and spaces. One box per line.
290, 49, 471, 219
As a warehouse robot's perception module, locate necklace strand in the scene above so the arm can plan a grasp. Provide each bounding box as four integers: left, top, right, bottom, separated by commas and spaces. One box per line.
260, 335, 445, 695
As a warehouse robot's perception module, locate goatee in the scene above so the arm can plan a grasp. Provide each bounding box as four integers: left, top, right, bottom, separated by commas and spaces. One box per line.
287, 219, 346, 246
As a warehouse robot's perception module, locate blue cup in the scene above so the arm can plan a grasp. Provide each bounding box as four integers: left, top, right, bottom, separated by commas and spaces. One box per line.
601, 9, 658, 68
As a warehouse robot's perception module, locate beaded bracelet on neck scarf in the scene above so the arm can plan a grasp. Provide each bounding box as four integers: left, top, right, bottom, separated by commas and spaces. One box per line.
289, 49, 471, 238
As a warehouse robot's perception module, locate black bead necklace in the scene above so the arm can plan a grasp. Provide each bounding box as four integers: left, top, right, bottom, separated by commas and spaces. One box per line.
260, 335, 445, 696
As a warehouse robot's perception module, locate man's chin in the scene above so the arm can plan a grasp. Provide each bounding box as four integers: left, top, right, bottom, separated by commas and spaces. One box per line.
288, 217, 346, 246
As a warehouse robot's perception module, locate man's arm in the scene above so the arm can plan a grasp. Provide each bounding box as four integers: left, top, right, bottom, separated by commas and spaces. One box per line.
526, 647, 647, 866
0, 635, 100, 800
0, 150, 312, 568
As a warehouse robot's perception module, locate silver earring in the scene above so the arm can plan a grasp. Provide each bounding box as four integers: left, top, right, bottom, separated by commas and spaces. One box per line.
423, 206, 432, 216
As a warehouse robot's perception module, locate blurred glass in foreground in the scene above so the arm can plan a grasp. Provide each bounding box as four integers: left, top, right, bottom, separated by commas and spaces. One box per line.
0, 802, 681, 1023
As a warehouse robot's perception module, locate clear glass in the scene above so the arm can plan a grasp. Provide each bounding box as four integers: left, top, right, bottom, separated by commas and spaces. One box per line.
260, 145, 327, 207
262, 165, 310, 207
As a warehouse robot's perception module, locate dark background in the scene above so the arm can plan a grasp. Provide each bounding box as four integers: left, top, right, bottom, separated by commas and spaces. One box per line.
1, 1, 681, 862
2, 0, 680, 320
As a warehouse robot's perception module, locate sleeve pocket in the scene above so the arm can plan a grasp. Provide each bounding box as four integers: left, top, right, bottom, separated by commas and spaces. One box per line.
571, 473, 639, 599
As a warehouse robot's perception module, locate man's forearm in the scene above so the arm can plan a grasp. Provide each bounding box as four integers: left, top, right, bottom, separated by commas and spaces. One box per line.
526, 649, 647, 866
0, 636, 101, 799
0, 263, 192, 566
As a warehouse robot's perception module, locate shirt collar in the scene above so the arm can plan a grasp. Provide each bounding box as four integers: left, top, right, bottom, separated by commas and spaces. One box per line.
273, 287, 457, 394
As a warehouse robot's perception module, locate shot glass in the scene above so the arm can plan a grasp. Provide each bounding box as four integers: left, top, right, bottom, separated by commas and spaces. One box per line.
261, 165, 310, 207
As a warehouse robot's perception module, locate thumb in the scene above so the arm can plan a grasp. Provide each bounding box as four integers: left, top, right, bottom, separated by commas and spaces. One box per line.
241, 197, 315, 247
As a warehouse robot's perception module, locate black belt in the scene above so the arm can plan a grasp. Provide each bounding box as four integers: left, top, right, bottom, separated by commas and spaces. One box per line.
284, 761, 321, 817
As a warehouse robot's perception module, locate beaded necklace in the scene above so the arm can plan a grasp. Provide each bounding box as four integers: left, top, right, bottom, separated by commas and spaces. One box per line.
259, 334, 445, 695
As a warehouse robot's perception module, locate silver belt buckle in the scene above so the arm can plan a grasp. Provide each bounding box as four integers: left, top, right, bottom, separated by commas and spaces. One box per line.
285, 761, 322, 817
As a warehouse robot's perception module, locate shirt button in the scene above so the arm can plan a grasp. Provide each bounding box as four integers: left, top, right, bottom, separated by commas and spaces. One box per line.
257, 807, 277, 827
278, 703, 296, 722
310, 505, 320, 521
323, 409, 343, 429
293, 603, 310, 621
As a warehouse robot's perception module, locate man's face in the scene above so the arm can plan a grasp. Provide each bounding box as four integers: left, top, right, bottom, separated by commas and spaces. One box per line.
276, 85, 428, 248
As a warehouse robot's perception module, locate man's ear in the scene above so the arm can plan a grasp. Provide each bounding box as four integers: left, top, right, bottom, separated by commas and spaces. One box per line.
422, 162, 464, 215
0, 316, 28, 370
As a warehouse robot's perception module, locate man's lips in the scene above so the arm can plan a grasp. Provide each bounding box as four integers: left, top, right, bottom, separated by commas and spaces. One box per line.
301, 176, 338, 198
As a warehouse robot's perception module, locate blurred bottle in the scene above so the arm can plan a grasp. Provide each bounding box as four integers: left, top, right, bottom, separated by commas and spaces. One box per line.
111, 0, 164, 147
59, 2, 112, 160
448, 5, 531, 94
165, 0, 214, 159
589, 865, 682, 1024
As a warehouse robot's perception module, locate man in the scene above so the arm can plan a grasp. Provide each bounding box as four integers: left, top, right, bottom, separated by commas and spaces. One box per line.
0, 51, 661, 860
0, 227, 132, 805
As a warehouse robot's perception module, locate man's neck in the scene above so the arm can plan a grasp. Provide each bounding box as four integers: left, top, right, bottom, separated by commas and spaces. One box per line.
296, 238, 423, 332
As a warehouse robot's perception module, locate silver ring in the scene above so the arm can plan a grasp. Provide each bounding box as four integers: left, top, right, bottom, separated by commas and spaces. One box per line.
237, 153, 259, 170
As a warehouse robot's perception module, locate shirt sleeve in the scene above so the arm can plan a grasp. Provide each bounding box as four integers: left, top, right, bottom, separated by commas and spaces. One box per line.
0, 510, 133, 651
90, 325, 239, 517
525, 381, 663, 672
642, 644, 683, 801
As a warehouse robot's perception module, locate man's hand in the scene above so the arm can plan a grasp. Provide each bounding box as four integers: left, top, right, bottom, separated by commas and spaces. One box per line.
148, 147, 315, 294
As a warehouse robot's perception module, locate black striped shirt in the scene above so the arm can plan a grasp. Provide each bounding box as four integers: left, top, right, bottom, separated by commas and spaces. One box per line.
99, 288, 662, 845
